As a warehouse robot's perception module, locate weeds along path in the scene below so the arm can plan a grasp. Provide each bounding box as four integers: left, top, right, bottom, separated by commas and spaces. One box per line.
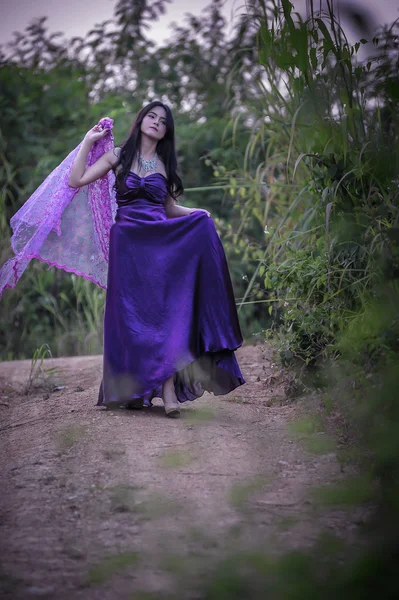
0, 345, 366, 599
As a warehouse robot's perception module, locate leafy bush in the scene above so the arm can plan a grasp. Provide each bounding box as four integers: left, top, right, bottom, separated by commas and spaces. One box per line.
214, 0, 398, 365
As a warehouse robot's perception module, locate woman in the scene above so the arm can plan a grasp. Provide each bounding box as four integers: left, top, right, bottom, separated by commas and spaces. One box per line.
68, 101, 245, 417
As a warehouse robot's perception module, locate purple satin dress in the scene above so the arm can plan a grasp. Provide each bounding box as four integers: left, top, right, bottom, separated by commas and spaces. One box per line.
97, 171, 245, 408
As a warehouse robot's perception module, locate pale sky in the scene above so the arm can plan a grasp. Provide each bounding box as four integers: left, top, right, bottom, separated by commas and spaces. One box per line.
0, 0, 238, 46
0, 0, 398, 47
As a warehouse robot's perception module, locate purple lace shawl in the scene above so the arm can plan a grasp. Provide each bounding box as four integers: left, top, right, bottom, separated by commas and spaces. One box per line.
0, 118, 117, 298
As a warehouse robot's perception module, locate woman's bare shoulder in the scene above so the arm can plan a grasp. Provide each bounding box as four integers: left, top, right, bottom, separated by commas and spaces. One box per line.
156, 156, 167, 178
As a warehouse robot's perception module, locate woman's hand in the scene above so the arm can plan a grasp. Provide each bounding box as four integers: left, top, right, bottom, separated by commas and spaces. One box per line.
165, 199, 212, 219
83, 122, 111, 145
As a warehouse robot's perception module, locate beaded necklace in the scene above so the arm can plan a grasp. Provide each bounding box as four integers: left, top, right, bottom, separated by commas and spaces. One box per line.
137, 151, 157, 174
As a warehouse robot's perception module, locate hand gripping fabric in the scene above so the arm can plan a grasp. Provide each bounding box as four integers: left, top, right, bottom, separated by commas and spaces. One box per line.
0, 117, 116, 298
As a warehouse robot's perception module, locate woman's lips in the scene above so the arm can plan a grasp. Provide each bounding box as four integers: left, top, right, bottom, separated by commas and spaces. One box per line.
149, 126, 158, 131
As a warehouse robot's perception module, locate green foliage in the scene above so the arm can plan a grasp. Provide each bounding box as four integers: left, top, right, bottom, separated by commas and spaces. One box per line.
204, 4, 399, 595
264, 243, 337, 364
25, 343, 60, 394
172, 6, 399, 590
211, 0, 399, 366
87, 551, 138, 585
106, 484, 139, 513
182, 537, 399, 598
0, 0, 262, 357
55, 424, 87, 451
185, 405, 216, 425
228, 476, 270, 509
289, 415, 336, 454
312, 475, 374, 506
0, 267, 105, 359
158, 449, 194, 469
2, 2, 399, 595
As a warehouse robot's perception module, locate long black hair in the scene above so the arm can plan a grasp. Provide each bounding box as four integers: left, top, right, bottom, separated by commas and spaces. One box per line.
113, 101, 184, 200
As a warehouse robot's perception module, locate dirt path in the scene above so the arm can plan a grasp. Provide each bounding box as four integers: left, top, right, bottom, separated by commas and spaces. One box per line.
0, 345, 365, 599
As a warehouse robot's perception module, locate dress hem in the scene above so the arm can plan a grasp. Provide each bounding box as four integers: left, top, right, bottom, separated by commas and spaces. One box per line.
96, 346, 245, 409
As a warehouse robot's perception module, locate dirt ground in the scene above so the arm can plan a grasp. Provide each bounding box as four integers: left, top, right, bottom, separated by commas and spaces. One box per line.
0, 344, 368, 599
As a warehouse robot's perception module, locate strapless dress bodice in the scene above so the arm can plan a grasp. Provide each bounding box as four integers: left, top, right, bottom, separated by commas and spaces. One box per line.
116, 171, 168, 205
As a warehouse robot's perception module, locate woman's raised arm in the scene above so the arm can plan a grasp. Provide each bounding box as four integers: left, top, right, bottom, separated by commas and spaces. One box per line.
68, 124, 119, 188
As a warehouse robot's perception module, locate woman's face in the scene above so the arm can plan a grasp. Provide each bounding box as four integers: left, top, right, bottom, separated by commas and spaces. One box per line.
141, 106, 167, 141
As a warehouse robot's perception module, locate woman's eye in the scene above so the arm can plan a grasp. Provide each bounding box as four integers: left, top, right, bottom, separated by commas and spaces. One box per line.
147, 114, 165, 125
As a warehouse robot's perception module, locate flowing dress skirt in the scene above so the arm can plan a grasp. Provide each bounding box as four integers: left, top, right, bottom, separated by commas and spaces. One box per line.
97, 180, 245, 408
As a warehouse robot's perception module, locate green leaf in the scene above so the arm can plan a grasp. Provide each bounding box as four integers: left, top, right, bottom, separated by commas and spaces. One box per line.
316, 18, 334, 48
258, 24, 273, 65
310, 47, 317, 70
